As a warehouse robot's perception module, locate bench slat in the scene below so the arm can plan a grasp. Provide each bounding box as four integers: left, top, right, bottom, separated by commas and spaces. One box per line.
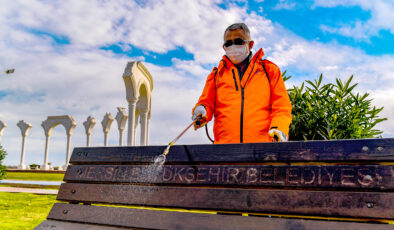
34, 220, 128, 230
45, 203, 393, 230
69, 138, 394, 164
57, 183, 394, 219
64, 164, 394, 190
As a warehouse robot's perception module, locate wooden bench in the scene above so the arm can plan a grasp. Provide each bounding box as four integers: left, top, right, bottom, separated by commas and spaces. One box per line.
35, 138, 394, 229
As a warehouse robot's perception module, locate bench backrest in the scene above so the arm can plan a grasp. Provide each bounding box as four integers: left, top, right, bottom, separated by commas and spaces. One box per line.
36, 138, 394, 229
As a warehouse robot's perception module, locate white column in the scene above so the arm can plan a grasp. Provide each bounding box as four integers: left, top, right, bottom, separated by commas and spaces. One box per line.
133, 110, 140, 146
140, 111, 148, 146
104, 132, 109, 147
115, 107, 128, 146
17, 120, 32, 170
101, 113, 114, 147
64, 122, 76, 170
43, 134, 50, 170
0, 120, 6, 144
83, 116, 96, 147
127, 100, 137, 146
20, 136, 27, 169
146, 111, 151, 145
119, 130, 124, 146
146, 119, 150, 145
87, 135, 91, 147
65, 134, 71, 168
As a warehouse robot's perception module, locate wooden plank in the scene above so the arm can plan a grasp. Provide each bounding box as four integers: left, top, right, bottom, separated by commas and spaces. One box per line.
69, 138, 394, 164
64, 164, 394, 190
57, 183, 394, 219
46, 203, 393, 230
34, 220, 128, 230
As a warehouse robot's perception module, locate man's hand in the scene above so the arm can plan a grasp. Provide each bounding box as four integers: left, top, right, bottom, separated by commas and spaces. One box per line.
269, 129, 288, 142
192, 105, 207, 130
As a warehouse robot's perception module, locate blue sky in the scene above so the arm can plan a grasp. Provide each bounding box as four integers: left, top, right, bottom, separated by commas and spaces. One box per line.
99, 0, 394, 67
253, 1, 394, 55
0, 0, 393, 167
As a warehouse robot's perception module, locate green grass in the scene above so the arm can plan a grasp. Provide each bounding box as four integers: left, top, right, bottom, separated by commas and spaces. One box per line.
4, 172, 64, 181
0, 184, 59, 190
0, 192, 57, 230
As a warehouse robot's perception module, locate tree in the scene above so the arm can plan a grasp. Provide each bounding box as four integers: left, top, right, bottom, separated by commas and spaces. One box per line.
283, 73, 387, 140
0, 145, 6, 180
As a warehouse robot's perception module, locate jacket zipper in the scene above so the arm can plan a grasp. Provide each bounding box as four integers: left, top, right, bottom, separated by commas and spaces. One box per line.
240, 87, 244, 143
233, 68, 244, 143
231, 69, 239, 91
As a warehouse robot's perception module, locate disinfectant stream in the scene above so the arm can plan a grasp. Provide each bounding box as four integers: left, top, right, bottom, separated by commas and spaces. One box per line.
137, 118, 203, 204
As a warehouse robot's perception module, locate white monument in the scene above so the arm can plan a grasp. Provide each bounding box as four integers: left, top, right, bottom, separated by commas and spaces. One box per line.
17, 120, 32, 169
115, 107, 128, 146
101, 113, 114, 147
41, 115, 76, 170
83, 116, 96, 147
0, 120, 6, 143
122, 61, 153, 146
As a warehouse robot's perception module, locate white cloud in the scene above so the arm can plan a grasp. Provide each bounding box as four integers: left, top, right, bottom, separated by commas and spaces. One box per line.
314, 0, 394, 39
0, 0, 393, 167
273, 0, 297, 10
0, 0, 276, 65
172, 58, 211, 77
371, 89, 394, 137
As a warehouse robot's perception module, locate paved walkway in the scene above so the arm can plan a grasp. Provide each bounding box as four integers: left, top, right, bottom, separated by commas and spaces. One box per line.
0, 186, 58, 195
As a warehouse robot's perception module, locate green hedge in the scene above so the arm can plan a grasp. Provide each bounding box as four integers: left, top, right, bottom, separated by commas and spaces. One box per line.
284, 73, 386, 140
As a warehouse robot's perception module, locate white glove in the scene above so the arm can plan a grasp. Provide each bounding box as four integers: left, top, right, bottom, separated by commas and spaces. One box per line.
192, 105, 207, 121
269, 129, 288, 142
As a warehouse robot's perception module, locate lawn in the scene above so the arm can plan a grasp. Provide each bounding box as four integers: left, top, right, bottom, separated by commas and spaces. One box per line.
4, 172, 64, 181
0, 184, 59, 190
0, 192, 57, 230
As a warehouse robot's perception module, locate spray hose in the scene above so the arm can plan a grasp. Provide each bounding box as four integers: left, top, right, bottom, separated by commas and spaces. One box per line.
205, 124, 214, 143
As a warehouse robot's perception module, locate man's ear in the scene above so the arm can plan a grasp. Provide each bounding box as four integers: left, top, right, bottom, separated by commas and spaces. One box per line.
249, 41, 254, 50
223, 44, 226, 50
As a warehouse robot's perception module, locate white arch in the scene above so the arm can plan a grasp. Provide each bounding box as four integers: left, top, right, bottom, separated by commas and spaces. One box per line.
17, 120, 32, 169
123, 61, 153, 146
41, 115, 76, 170
0, 120, 6, 143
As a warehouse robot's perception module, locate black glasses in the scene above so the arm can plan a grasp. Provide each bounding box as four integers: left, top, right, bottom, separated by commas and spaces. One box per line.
223, 38, 249, 47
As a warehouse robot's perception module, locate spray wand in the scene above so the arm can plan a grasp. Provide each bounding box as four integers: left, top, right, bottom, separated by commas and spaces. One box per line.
161, 121, 194, 156
153, 115, 207, 166
162, 115, 207, 156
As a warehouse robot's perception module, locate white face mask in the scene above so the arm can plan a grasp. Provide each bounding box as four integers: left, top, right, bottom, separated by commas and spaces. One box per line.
225, 44, 250, 64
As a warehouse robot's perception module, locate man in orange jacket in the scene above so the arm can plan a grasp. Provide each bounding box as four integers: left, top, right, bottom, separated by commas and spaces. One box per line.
192, 23, 292, 144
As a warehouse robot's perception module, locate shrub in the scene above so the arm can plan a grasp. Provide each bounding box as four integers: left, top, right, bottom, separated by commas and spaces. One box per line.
284, 73, 387, 140
0, 145, 7, 180
29, 164, 41, 170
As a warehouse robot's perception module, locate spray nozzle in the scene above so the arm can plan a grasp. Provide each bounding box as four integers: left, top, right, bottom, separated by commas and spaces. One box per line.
162, 142, 174, 156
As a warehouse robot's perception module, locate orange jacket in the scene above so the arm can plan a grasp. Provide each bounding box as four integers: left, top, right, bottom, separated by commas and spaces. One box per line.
193, 48, 292, 144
